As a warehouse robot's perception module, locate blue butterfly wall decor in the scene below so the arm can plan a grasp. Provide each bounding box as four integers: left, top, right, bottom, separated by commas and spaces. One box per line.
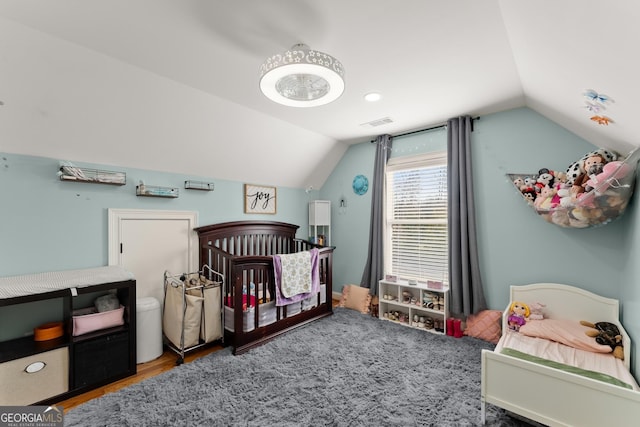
583, 89, 615, 125
583, 89, 612, 105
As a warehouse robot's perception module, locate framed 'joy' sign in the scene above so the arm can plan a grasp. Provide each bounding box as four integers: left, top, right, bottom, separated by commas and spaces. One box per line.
244, 184, 277, 214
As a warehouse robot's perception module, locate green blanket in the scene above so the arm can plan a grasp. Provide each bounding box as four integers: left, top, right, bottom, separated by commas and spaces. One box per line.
501, 347, 633, 390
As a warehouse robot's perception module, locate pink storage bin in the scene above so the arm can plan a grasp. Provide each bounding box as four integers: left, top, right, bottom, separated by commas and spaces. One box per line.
72, 305, 125, 336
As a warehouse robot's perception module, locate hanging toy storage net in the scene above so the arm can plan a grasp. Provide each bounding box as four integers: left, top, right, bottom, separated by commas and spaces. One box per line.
508, 148, 640, 228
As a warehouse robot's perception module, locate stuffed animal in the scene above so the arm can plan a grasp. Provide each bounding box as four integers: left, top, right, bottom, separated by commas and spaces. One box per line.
549, 209, 571, 227
551, 181, 568, 208
528, 302, 545, 320
512, 176, 525, 190
598, 194, 628, 210
566, 148, 618, 186
558, 184, 577, 208
534, 186, 557, 210
571, 154, 607, 195
523, 177, 537, 191
508, 301, 530, 331
521, 187, 537, 204
567, 206, 603, 228
580, 320, 624, 360
585, 161, 632, 193
535, 168, 555, 192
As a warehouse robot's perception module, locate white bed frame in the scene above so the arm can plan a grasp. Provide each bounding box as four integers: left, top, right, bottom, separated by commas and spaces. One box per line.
481, 283, 640, 426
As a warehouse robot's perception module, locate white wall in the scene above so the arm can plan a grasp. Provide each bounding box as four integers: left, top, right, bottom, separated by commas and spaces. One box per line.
0, 16, 346, 190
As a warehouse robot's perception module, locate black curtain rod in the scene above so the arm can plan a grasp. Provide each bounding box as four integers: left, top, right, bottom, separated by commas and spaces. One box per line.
370, 116, 480, 143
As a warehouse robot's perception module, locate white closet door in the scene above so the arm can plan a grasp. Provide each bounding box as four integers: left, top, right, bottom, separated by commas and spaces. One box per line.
108, 209, 198, 306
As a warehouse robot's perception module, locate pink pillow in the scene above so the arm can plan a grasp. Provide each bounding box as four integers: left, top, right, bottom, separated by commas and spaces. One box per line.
464, 310, 502, 344
519, 319, 613, 353
338, 284, 371, 314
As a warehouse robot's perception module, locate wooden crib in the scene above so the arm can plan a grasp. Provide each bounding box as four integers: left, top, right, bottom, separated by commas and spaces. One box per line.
195, 221, 333, 355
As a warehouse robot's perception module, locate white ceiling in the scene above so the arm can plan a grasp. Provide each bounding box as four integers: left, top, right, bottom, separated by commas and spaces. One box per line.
0, 0, 638, 189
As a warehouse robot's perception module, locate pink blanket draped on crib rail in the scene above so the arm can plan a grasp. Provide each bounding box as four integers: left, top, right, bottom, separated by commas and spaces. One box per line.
273, 248, 319, 306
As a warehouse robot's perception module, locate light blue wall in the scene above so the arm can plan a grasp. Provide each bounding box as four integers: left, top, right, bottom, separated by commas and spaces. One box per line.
324, 107, 629, 301
318, 141, 374, 289
0, 154, 313, 277
472, 108, 629, 307
321, 107, 638, 379
3, 106, 639, 378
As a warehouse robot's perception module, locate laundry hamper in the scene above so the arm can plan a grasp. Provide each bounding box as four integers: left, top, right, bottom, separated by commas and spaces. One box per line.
163, 268, 223, 364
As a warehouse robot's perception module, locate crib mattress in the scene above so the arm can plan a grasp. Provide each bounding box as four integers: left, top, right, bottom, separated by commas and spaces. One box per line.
0, 266, 135, 299
496, 330, 639, 391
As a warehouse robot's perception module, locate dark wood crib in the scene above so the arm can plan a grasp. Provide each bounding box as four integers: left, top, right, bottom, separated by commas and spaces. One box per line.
195, 221, 333, 355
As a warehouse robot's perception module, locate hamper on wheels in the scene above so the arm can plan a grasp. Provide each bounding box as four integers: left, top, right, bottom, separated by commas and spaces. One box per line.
162, 267, 223, 363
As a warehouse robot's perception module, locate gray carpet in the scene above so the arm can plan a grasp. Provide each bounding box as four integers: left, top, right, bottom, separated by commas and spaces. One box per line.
65, 308, 529, 426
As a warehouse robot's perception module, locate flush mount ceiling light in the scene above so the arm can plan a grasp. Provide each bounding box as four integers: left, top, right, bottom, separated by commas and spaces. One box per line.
259, 43, 345, 107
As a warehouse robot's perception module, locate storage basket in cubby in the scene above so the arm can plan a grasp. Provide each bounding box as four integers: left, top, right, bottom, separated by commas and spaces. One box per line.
72, 306, 124, 336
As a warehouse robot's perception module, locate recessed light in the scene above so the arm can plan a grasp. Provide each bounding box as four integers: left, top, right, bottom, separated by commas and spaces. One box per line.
364, 92, 381, 102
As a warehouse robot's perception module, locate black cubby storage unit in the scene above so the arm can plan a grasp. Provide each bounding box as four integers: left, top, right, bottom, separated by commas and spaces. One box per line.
0, 280, 136, 405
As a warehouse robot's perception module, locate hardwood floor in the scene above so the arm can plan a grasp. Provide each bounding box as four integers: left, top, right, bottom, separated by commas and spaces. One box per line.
54, 299, 341, 413
54, 343, 224, 413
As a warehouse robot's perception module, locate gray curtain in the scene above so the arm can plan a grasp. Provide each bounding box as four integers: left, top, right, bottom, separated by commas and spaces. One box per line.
447, 116, 487, 316
360, 134, 393, 296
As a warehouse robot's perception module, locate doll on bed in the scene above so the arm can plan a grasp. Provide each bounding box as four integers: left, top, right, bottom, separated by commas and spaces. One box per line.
508, 301, 530, 331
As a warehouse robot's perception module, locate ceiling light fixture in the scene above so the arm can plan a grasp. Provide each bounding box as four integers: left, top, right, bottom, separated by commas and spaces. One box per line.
259, 44, 345, 107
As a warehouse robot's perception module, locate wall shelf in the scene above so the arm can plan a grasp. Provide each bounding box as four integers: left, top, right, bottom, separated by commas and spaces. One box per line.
59, 166, 126, 186
136, 185, 179, 198
184, 180, 215, 191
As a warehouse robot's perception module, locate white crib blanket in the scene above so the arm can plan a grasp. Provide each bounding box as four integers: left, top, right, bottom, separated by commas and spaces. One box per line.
0, 266, 135, 299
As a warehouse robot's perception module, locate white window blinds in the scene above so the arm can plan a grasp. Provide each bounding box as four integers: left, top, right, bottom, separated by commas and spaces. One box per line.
386, 152, 448, 283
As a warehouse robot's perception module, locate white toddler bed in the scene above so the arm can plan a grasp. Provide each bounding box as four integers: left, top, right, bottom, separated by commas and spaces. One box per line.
481, 283, 640, 426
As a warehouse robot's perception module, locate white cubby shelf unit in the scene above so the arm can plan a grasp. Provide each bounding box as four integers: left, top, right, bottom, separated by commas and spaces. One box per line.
378, 279, 449, 335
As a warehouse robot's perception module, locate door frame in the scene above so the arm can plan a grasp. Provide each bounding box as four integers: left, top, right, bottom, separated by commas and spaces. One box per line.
107, 209, 199, 272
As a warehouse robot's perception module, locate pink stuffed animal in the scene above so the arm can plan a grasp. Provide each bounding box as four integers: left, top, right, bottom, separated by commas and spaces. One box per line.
534, 186, 557, 210
585, 161, 631, 193
528, 302, 546, 320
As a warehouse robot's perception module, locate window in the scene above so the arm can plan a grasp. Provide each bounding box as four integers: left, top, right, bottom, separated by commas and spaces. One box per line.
385, 152, 448, 283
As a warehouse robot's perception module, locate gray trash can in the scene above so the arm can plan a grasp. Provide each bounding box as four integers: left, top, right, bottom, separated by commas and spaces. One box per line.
136, 297, 163, 363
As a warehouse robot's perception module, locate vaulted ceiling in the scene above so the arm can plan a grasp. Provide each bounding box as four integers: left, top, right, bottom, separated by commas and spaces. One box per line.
1, 0, 637, 189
